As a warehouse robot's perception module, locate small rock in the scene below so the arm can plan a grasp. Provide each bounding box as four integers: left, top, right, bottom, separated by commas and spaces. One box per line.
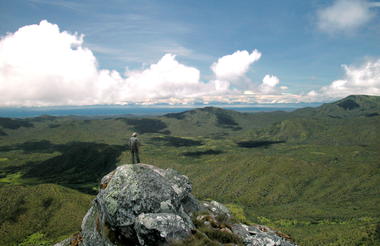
201, 200, 231, 218
134, 213, 193, 245
231, 223, 296, 246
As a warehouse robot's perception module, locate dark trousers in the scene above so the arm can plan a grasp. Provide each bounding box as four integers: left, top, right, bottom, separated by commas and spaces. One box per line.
131, 150, 140, 164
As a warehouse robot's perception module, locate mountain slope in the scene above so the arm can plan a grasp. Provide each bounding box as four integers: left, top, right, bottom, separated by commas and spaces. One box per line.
162, 106, 291, 137
249, 95, 380, 145
22, 142, 126, 193
0, 184, 93, 246
292, 95, 380, 118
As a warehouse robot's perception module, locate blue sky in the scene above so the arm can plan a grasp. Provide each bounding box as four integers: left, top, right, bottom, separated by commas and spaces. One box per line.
0, 0, 379, 106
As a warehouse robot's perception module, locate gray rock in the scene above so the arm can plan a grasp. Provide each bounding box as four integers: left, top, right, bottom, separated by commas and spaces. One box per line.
53, 238, 71, 246
158, 168, 192, 201
99, 170, 116, 189
80, 202, 114, 246
80, 164, 195, 246
97, 164, 181, 227
134, 213, 193, 245
231, 223, 296, 246
201, 200, 231, 218
210, 200, 231, 217
181, 193, 200, 215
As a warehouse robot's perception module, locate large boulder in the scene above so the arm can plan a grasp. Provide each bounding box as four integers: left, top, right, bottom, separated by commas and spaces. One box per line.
80, 164, 195, 246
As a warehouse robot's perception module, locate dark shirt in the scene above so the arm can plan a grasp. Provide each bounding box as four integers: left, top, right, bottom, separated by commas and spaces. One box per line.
129, 136, 140, 152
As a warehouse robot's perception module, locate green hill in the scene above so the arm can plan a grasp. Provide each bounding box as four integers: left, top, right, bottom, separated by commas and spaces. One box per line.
0, 95, 379, 245
292, 95, 380, 118
250, 95, 380, 145
22, 142, 126, 193
0, 184, 93, 246
161, 106, 291, 138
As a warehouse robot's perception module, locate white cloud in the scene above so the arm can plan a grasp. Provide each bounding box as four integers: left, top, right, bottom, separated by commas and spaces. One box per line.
317, 0, 379, 33
211, 50, 261, 81
306, 59, 380, 101
1, 20, 329, 106
120, 54, 212, 101
0, 20, 100, 106
259, 75, 280, 93
0, 20, 232, 106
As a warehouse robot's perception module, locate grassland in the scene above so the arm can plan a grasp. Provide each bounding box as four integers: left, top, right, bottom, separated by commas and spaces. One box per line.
0, 95, 379, 245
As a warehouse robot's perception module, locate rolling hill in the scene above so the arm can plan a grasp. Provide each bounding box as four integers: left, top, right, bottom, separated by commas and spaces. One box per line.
0, 184, 93, 246
0, 95, 379, 245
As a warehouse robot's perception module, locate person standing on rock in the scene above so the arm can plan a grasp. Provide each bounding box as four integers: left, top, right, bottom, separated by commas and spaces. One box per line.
129, 132, 141, 164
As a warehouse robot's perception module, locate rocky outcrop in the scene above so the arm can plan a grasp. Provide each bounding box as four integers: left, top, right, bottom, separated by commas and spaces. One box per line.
56, 164, 296, 246
81, 164, 196, 246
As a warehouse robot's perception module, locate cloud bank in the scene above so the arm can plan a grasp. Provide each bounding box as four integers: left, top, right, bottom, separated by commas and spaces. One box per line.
0, 20, 285, 106
0, 21, 230, 106
0, 20, 379, 106
317, 0, 379, 33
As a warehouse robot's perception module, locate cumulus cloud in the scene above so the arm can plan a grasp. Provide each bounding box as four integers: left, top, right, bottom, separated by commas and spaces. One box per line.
307, 59, 380, 101
0, 20, 100, 106
211, 50, 261, 81
120, 54, 229, 101
257, 75, 289, 95
123, 54, 201, 99
0, 20, 230, 106
259, 75, 280, 93
0, 20, 301, 106
317, 0, 380, 33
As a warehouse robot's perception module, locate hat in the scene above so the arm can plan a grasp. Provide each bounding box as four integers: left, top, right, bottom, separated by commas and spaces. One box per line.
132, 132, 137, 137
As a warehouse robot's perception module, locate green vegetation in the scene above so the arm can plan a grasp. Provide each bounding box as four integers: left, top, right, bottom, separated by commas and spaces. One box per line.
23, 141, 126, 194
0, 95, 379, 245
0, 117, 34, 129
150, 135, 204, 147
0, 184, 93, 246
118, 117, 170, 134
18, 232, 53, 246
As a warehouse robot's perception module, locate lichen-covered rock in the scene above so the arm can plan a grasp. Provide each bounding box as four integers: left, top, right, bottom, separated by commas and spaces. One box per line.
79, 164, 195, 246
80, 202, 115, 246
202, 200, 231, 218
98, 164, 181, 227
231, 223, 296, 246
134, 213, 193, 245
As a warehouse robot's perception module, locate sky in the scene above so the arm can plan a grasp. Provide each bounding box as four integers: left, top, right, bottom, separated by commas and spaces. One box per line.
0, 0, 380, 106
